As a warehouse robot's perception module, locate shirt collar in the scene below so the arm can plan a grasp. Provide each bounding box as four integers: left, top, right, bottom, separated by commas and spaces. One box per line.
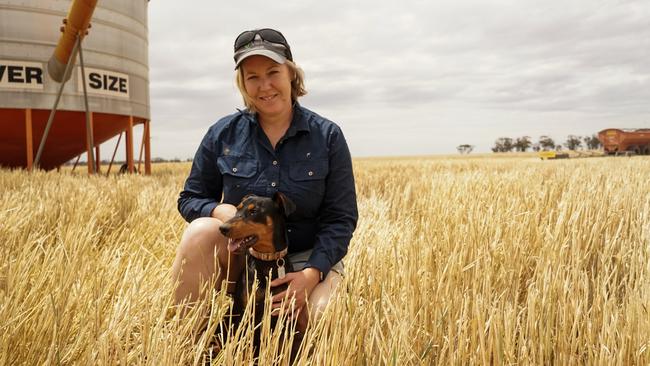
286, 103, 309, 136
241, 103, 309, 135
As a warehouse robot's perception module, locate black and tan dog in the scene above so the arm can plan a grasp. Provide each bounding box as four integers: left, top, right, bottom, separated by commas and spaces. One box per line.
218, 192, 300, 357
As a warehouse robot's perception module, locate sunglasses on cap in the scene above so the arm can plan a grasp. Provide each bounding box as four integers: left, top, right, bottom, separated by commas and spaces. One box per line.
234, 28, 293, 61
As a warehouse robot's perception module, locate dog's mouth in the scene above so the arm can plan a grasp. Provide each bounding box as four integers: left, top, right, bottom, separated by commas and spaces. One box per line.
227, 235, 258, 253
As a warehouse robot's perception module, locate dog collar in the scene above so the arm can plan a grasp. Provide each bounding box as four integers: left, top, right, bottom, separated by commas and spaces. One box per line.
248, 247, 288, 261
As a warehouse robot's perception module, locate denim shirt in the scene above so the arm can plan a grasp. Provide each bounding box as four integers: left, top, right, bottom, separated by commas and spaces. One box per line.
178, 104, 358, 278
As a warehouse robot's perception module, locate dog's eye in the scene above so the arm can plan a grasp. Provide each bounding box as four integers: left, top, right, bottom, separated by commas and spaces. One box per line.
248, 208, 258, 215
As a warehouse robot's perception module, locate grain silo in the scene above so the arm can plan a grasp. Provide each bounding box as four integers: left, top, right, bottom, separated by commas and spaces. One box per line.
0, 0, 151, 173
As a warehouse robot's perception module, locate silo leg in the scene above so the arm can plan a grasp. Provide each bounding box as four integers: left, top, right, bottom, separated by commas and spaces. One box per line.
95, 144, 101, 173
85, 111, 95, 174
106, 132, 122, 176
126, 116, 134, 173
138, 121, 145, 173
144, 120, 151, 175
25, 109, 33, 170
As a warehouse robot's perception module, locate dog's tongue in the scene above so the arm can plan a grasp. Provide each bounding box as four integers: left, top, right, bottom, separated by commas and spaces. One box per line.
227, 238, 244, 253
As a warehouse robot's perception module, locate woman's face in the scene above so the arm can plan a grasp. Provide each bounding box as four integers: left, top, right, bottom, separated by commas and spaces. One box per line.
241, 55, 293, 119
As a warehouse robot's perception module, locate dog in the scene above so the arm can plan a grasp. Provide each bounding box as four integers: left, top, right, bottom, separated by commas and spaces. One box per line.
217, 192, 301, 358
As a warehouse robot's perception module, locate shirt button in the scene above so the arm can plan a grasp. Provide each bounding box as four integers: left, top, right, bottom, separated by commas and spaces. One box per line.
272, 160, 278, 166
271, 182, 277, 187
232, 167, 238, 173
308, 171, 314, 176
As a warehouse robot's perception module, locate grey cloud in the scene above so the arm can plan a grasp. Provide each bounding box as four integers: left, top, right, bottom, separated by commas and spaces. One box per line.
148, 0, 649, 157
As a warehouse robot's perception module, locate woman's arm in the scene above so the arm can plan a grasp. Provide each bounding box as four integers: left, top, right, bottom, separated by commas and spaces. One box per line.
177, 132, 223, 223
304, 126, 358, 279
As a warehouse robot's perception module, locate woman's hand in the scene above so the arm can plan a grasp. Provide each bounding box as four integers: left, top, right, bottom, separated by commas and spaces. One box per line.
211, 204, 237, 223
270, 267, 321, 317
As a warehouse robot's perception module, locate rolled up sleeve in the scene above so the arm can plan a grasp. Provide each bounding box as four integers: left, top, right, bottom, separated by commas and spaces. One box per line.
177, 131, 223, 222
305, 127, 358, 278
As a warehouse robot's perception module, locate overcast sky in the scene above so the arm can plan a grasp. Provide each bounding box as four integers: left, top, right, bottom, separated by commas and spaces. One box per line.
146, 0, 649, 158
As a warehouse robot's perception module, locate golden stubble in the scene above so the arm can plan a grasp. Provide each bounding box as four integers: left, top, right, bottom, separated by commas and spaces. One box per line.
1, 155, 649, 365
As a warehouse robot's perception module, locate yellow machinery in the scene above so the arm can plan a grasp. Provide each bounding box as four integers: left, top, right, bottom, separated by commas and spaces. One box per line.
47, 0, 97, 82
539, 151, 570, 160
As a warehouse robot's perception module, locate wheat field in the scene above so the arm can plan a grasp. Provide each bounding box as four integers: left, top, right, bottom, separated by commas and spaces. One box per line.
1, 155, 649, 365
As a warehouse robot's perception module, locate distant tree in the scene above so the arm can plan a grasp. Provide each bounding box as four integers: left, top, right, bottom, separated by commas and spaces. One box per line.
457, 144, 474, 154
555, 145, 563, 151
565, 135, 582, 150
590, 135, 602, 149
583, 134, 602, 150
532, 143, 541, 152
492, 137, 514, 152
538, 136, 556, 151
514, 136, 532, 152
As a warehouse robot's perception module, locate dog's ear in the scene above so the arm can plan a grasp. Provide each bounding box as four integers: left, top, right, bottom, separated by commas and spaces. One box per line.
241, 193, 256, 202
273, 191, 295, 217
236, 194, 256, 209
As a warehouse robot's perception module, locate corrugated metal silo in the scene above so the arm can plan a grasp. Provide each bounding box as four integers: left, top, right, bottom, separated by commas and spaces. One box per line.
0, 0, 151, 172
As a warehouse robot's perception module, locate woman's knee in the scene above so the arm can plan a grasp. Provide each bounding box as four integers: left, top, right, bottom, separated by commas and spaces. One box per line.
307, 271, 343, 322
175, 214, 246, 278
177, 217, 225, 260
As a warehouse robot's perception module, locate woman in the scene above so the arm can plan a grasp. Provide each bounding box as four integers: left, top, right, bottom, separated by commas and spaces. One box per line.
171, 28, 358, 332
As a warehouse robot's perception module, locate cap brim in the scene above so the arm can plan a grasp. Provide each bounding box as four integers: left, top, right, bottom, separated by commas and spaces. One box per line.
234, 49, 287, 68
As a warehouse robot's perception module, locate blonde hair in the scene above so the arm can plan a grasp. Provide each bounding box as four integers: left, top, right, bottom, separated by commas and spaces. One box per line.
235, 60, 307, 114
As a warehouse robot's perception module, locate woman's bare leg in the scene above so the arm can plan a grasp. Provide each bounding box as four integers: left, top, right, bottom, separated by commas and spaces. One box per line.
296, 270, 342, 332
171, 210, 244, 307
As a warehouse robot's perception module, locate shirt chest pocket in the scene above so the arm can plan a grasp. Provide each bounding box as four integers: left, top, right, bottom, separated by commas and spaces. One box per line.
289, 159, 329, 200
217, 156, 258, 203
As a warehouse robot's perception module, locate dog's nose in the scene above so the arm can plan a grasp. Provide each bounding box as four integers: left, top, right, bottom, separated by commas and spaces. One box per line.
219, 224, 231, 236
